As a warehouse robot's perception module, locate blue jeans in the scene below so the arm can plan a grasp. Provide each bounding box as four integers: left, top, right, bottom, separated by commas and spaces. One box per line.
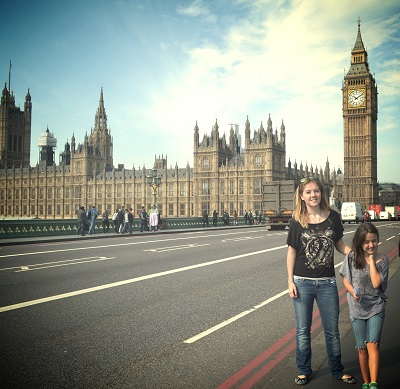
140, 220, 148, 232
89, 219, 95, 234
124, 221, 132, 234
350, 311, 385, 349
293, 278, 345, 379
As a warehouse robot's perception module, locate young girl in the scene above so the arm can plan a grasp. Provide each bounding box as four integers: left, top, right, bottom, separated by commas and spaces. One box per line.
340, 223, 389, 389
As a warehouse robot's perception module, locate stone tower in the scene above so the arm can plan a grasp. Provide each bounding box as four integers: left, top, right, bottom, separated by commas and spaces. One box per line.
342, 18, 378, 209
0, 82, 32, 169
70, 87, 113, 177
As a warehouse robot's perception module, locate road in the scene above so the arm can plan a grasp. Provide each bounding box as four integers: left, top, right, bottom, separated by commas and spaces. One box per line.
1, 223, 399, 388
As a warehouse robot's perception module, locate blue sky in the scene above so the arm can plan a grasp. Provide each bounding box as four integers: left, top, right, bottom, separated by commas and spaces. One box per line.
1, 0, 399, 183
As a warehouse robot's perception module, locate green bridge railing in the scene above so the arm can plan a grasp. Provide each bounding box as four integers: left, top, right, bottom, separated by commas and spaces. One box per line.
0, 217, 256, 239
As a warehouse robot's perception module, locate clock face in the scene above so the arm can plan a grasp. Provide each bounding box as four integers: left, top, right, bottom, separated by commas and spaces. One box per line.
348, 89, 365, 107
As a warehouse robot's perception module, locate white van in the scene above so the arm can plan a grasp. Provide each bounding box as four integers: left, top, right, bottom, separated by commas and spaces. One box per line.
341, 202, 363, 224
379, 211, 391, 221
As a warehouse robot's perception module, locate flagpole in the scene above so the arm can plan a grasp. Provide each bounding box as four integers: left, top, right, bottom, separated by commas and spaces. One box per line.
8, 60, 12, 92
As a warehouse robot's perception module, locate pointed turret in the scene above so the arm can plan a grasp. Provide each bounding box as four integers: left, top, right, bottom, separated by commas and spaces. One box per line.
245, 116, 250, 144
212, 119, 219, 144
267, 114, 273, 133
24, 88, 32, 116
280, 120, 286, 147
347, 17, 370, 76
229, 124, 235, 150
94, 86, 107, 133
71, 133, 76, 152
324, 157, 330, 182
352, 17, 366, 52
86, 87, 113, 169
194, 121, 199, 149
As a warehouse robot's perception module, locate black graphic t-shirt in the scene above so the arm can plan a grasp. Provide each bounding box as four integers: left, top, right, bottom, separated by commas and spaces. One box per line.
286, 210, 343, 278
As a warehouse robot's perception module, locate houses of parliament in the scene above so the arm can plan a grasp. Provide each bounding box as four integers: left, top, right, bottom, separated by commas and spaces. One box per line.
0, 20, 379, 219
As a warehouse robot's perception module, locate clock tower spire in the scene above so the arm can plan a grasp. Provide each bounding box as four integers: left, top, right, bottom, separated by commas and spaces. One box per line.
342, 18, 378, 209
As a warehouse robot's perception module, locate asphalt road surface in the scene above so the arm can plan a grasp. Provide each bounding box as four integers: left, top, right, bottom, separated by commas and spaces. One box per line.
1, 222, 399, 388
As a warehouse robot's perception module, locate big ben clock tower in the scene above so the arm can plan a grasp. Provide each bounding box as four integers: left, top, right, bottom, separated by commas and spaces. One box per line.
342, 18, 378, 209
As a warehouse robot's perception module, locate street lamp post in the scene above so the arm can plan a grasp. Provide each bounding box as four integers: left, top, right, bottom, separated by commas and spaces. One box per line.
146, 166, 162, 207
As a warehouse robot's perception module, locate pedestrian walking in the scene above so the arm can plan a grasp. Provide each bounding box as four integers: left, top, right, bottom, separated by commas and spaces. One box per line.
150, 206, 158, 232
117, 208, 124, 233
248, 210, 253, 225
88, 205, 98, 235
123, 208, 133, 234
212, 210, 218, 227
139, 206, 149, 232
102, 210, 109, 233
233, 210, 238, 225
202, 210, 209, 227
112, 210, 118, 232
77, 206, 87, 236
222, 210, 229, 226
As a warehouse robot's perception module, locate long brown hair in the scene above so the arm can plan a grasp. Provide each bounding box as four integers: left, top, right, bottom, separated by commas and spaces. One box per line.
351, 222, 379, 269
293, 177, 330, 228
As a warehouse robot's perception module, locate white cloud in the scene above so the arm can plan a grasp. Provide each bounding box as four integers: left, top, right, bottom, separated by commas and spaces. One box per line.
3, 0, 398, 182
176, 0, 217, 23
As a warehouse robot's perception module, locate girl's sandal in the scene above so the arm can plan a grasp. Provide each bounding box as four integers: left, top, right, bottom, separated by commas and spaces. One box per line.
294, 375, 310, 385
338, 374, 357, 384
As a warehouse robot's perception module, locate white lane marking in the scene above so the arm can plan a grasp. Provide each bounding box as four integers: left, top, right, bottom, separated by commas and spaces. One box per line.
0, 257, 108, 272
0, 230, 268, 259
221, 236, 264, 242
386, 236, 395, 241
144, 243, 210, 252
0, 245, 287, 313
15, 256, 115, 272
184, 290, 288, 344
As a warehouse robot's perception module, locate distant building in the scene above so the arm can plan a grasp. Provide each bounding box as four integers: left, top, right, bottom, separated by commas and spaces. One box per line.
378, 183, 400, 207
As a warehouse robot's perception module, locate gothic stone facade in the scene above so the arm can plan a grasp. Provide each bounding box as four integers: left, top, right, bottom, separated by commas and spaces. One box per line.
0, 85, 340, 219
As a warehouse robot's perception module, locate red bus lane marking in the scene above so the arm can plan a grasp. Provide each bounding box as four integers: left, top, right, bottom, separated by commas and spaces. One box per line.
239, 318, 323, 389
217, 249, 398, 388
